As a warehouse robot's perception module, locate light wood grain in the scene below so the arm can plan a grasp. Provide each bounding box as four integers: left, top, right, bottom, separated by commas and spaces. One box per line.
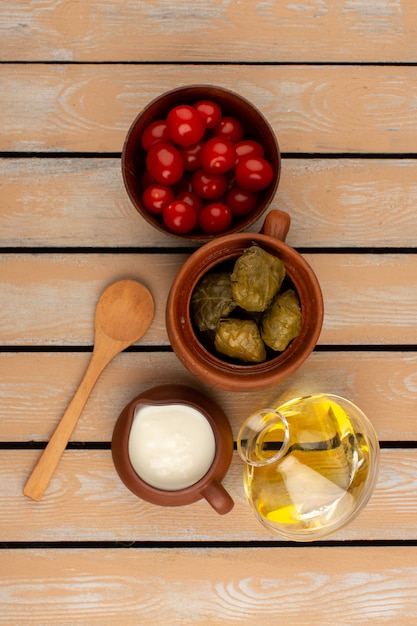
1, 253, 416, 346
1, 449, 415, 542
2, 65, 417, 153
2, 0, 417, 620
2, 158, 417, 248
1, 351, 416, 443
0, 253, 180, 346
1, 0, 417, 63
2, 547, 417, 625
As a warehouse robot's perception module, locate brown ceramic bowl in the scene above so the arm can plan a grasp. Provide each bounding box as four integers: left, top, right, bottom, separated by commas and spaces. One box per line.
111, 384, 234, 514
121, 84, 280, 242
166, 210, 324, 391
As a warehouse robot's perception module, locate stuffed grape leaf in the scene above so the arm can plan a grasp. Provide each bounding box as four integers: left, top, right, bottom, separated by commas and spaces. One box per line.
214, 318, 266, 363
261, 289, 302, 352
231, 245, 286, 312
191, 273, 236, 331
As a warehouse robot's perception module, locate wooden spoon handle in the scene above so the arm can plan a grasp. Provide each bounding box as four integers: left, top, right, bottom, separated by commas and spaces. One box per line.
23, 352, 106, 502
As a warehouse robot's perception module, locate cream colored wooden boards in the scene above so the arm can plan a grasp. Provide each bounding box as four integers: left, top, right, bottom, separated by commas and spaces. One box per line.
2, 0, 417, 622
2, 548, 417, 624
1, 351, 416, 443
1, 159, 417, 248
2, 65, 417, 153
0, 253, 416, 346
1, 449, 416, 542
1, 0, 417, 63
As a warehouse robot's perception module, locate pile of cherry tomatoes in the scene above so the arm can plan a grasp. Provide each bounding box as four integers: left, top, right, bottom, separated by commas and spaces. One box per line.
139, 99, 274, 235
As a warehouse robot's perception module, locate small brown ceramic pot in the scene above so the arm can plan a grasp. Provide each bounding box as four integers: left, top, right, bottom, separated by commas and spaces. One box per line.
121, 84, 280, 242
166, 209, 324, 392
111, 384, 234, 514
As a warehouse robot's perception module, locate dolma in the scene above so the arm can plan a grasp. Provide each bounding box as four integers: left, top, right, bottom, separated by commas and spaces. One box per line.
191, 272, 236, 331
261, 289, 302, 352
231, 245, 286, 312
214, 318, 266, 363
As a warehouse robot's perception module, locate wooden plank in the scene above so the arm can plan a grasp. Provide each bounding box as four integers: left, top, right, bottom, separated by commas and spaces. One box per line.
2, 547, 416, 626
2, 547, 417, 624
1, 449, 416, 542
0, 253, 180, 346
2, 65, 417, 153
315, 253, 417, 345
1, 351, 416, 443
2, 158, 417, 248
1, 1, 417, 63
0, 253, 416, 346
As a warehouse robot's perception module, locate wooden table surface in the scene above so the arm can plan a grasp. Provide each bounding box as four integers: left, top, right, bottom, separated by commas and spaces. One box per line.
1, 2, 417, 624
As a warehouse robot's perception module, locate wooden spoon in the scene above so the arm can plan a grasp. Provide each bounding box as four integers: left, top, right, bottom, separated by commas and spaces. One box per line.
23, 279, 155, 501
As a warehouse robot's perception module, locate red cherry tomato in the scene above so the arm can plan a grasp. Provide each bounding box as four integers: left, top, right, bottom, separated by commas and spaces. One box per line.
166, 105, 206, 146
176, 191, 204, 215
163, 200, 198, 234
178, 141, 204, 171
235, 156, 274, 191
199, 203, 232, 234
146, 143, 184, 185
141, 120, 172, 151
191, 169, 228, 200
200, 137, 236, 175
226, 186, 258, 216
194, 100, 222, 129
212, 116, 244, 143
235, 139, 264, 162
142, 184, 175, 215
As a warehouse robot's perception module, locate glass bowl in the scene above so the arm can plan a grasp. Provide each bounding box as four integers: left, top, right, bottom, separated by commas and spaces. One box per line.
237, 393, 380, 541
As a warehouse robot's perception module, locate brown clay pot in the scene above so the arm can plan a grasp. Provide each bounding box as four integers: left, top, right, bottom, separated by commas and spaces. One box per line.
121, 84, 280, 242
111, 384, 234, 514
166, 209, 324, 391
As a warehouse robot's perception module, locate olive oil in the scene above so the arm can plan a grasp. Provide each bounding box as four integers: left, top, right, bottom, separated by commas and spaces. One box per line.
242, 395, 376, 539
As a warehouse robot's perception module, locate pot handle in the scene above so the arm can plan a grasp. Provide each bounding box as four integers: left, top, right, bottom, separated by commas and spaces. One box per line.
260, 209, 291, 242
201, 480, 234, 515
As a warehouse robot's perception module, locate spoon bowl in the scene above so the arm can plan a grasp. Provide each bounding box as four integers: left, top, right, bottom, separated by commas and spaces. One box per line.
23, 279, 154, 501
94, 279, 155, 346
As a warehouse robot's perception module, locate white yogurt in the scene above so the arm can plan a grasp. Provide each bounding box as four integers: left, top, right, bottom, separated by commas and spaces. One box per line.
128, 403, 216, 490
